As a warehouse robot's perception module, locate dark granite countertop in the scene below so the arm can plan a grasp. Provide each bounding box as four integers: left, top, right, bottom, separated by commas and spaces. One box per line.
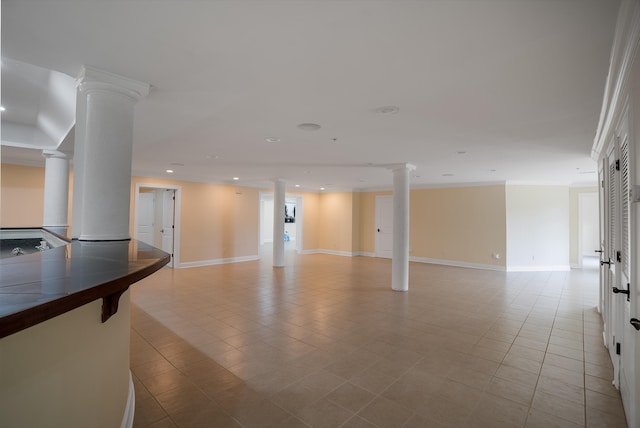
0, 228, 170, 338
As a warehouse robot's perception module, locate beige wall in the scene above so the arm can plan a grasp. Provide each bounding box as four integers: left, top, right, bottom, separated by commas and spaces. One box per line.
354, 187, 505, 267
1, 164, 46, 227
410, 186, 506, 267
351, 192, 361, 253
2, 164, 583, 271
131, 177, 260, 263
0, 164, 74, 228
317, 192, 354, 252
0, 292, 132, 428
300, 192, 320, 251
357, 190, 392, 254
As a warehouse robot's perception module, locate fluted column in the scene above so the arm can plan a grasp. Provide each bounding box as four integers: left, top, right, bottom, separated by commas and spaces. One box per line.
73, 66, 149, 241
42, 150, 70, 227
391, 164, 415, 291
273, 179, 286, 267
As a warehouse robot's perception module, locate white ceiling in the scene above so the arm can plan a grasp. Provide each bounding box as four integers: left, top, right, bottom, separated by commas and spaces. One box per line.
1, 0, 620, 191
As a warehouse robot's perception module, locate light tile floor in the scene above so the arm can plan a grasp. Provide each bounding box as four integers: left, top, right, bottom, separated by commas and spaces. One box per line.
130, 253, 628, 428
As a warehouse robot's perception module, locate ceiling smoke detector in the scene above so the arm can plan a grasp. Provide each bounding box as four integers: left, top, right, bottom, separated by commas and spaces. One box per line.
297, 123, 321, 131
373, 106, 399, 115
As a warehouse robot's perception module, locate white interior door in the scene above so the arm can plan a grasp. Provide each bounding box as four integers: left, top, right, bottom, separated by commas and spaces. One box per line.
137, 192, 155, 245
161, 189, 175, 267
375, 196, 393, 258
605, 142, 623, 387
616, 123, 635, 424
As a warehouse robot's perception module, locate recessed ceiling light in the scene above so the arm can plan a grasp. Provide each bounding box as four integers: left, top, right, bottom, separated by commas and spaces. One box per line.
170, 162, 184, 166
489, 169, 497, 172
166, 169, 174, 173
456, 151, 467, 155
265, 137, 280, 143
442, 173, 454, 177
297, 123, 321, 131
373, 106, 399, 115
233, 177, 240, 181
0, 106, 5, 112
304, 170, 311, 174
320, 187, 325, 191
205, 155, 219, 160
295, 184, 300, 188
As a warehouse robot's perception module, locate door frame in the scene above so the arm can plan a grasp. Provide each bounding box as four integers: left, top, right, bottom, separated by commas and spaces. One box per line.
133, 183, 182, 268
258, 192, 303, 256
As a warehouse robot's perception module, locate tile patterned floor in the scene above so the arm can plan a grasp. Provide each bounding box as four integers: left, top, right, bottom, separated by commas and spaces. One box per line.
130, 253, 628, 428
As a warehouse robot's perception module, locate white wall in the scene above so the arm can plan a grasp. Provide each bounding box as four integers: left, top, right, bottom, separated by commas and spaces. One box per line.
506, 185, 570, 271
579, 192, 599, 257
261, 198, 274, 244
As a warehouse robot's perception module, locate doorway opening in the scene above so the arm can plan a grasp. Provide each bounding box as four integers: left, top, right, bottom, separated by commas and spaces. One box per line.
133, 183, 182, 268
259, 192, 303, 258
578, 192, 599, 269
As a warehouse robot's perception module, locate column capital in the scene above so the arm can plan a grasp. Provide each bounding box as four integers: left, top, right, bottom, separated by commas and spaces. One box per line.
78, 66, 150, 101
42, 150, 71, 160
387, 163, 416, 173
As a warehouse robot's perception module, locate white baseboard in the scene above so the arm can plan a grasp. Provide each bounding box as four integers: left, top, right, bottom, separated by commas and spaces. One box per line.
179, 255, 259, 268
355, 251, 376, 257
301, 249, 356, 257
409, 256, 505, 271
120, 371, 135, 428
506, 265, 570, 272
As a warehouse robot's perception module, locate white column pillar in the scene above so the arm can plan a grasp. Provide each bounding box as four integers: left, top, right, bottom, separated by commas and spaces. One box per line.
273, 179, 286, 267
74, 67, 149, 241
391, 164, 415, 291
42, 150, 70, 227
71, 88, 87, 239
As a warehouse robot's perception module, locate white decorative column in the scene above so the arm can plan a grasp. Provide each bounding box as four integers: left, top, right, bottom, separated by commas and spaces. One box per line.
74, 66, 149, 241
42, 150, 70, 227
273, 179, 286, 267
391, 164, 415, 291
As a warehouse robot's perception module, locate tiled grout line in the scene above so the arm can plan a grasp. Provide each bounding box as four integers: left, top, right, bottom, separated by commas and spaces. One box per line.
130, 261, 624, 428
512, 272, 562, 428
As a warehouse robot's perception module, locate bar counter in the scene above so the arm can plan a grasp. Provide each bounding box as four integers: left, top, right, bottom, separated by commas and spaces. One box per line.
0, 228, 170, 339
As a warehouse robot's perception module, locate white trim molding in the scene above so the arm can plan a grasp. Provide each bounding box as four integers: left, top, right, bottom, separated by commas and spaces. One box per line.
179, 255, 259, 268
356, 251, 376, 257
506, 265, 571, 272
300, 249, 356, 257
409, 256, 506, 272
120, 371, 135, 428
592, 0, 640, 160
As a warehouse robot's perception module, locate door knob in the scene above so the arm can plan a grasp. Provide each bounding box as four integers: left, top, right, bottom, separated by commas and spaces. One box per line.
630, 318, 640, 331
601, 260, 611, 266
595, 250, 603, 253
613, 287, 630, 296
377, 228, 380, 232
